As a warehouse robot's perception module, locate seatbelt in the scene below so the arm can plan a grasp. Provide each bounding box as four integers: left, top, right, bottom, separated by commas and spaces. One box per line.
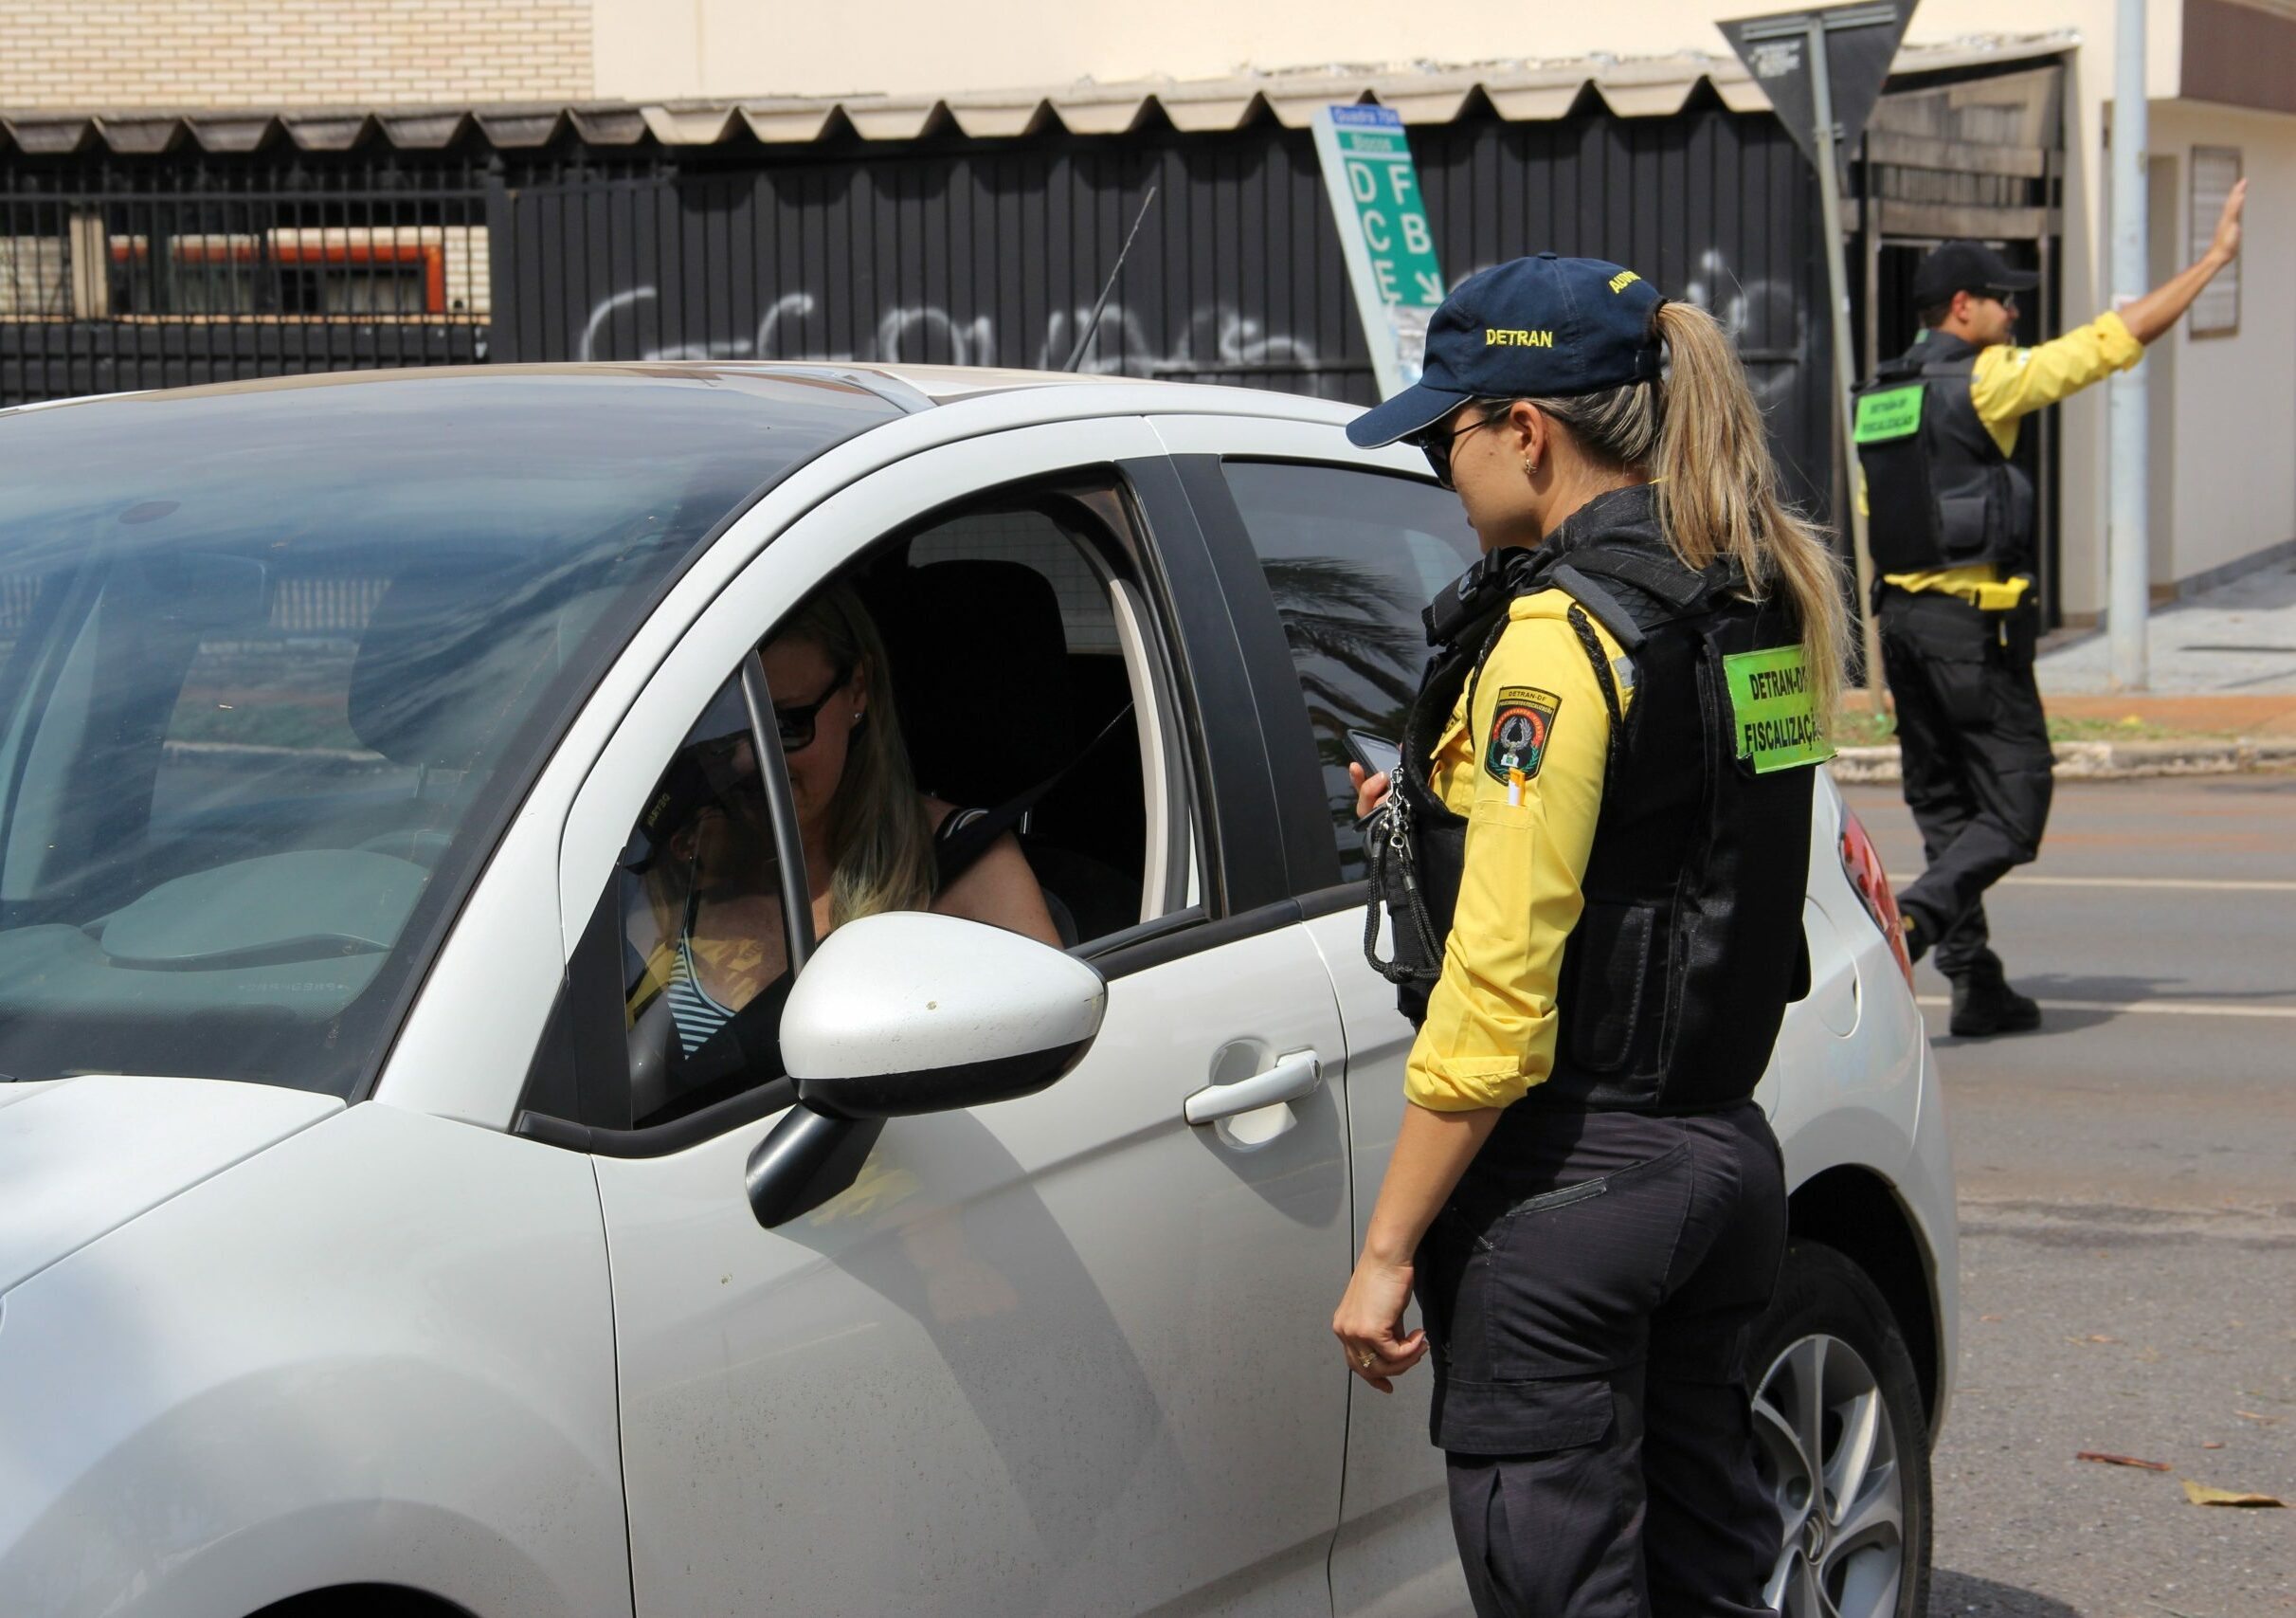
932, 701, 1136, 889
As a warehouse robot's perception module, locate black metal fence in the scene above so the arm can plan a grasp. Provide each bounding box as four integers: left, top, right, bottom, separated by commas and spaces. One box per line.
0, 157, 489, 405
489, 109, 1827, 504
2, 106, 1829, 507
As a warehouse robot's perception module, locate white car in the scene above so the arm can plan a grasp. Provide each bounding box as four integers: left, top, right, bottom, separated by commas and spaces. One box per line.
0, 364, 1954, 1618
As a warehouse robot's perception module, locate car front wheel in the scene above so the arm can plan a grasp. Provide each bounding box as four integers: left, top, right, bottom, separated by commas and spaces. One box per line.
1748, 1239, 1933, 1618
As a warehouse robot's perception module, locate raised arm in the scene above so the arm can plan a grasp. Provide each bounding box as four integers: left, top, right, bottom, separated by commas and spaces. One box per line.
2118, 176, 2246, 345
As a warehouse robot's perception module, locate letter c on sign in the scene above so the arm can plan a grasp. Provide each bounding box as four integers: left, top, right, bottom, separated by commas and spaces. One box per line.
1361, 209, 1393, 253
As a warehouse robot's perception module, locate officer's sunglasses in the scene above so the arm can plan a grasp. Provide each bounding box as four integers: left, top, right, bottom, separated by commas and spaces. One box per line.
1412, 409, 1505, 491
772, 662, 855, 753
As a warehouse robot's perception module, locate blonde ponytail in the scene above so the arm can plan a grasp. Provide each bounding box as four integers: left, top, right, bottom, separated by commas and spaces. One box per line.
1510, 299, 1847, 728
1650, 300, 1846, 725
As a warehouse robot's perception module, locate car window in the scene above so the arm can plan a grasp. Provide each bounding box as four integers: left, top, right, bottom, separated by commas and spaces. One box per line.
1220, 461, 1479, 881
547, 476, 1194, 1135
612, 672, 799, 1131
0, 373, 886, 1099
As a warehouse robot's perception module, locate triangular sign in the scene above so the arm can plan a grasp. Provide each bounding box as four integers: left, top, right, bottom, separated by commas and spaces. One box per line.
1719, 3, 1915, 184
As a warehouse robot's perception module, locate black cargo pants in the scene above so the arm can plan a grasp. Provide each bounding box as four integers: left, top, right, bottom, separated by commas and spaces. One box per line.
1415, 1102, 1787, 1618
1876, 586, 2053, 981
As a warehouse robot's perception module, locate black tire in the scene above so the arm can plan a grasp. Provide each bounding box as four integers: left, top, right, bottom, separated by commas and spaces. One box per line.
1745, 1239, 1934, 1618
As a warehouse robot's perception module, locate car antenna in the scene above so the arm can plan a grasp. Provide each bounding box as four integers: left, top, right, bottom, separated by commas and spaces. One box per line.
1061, 183, 1159, 373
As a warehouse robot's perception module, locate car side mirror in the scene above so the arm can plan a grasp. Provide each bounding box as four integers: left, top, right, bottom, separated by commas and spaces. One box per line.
786, 911, 1107, 1118
745, 912, 1106, 1227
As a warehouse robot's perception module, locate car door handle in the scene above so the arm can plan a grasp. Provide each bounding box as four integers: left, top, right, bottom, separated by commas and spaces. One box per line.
1184, 1050, 1323, 1125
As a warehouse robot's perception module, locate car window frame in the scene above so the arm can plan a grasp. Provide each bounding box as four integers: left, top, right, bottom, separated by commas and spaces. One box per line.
518, 425, 1236, 1155
1142, 419, 1473, 914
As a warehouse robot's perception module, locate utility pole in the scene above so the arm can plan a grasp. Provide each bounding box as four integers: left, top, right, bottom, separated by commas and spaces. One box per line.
2107, 0, 2151, 689
1804, 9, 1887, 709
1720, 4, 1914, 713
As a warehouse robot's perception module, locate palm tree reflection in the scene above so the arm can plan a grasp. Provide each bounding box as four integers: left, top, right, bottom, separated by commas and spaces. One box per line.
1260, 556, 1424, 878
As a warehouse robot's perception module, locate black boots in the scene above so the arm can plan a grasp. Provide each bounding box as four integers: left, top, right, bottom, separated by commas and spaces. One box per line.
1949, 967, 2042, 1038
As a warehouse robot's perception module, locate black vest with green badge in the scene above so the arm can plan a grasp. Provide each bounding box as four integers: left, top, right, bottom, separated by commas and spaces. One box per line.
1364, 484, 1824, 1115
1853, 330, 2036, 575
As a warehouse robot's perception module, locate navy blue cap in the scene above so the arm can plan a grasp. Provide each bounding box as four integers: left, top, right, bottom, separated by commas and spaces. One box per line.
1347, 253, 1666, 448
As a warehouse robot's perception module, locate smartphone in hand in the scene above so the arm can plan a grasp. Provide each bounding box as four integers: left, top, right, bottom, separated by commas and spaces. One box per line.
1341, 729, 1401, 783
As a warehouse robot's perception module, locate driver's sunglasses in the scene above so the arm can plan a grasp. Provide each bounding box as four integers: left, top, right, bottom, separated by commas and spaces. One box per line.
1412, 409, 1503, 491
773, 662, 855, 753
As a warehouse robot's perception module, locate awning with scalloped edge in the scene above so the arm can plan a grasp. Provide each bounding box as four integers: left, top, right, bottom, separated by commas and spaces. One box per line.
0, 32, 2073, 158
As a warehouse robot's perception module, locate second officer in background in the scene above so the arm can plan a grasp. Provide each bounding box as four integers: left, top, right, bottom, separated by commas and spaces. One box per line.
1853, 179, 2248, 1033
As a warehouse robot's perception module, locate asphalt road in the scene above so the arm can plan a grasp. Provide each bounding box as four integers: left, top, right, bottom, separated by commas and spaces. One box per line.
1838, 774, 2296, 1618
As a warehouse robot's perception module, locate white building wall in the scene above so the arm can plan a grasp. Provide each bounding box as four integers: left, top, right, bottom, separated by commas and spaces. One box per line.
2143, 101, 2296, 588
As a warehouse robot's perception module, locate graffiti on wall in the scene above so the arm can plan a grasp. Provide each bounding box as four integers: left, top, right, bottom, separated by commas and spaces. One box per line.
577, 285, 1324, 382
570, 243, 1802, 401
1681, 247, 1807, 407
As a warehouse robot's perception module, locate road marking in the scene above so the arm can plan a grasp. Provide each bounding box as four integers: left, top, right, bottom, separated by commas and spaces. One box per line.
1889, 873, 2296, 893
1917, 995, 2296, 1020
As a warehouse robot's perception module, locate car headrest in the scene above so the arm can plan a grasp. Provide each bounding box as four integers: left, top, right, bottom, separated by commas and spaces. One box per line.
347, 565, 561, 772
889, 557, 1073, 808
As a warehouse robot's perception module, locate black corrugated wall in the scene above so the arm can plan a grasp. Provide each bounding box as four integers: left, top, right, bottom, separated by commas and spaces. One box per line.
0, 100, 1828, 512
494, 101, 1828, 508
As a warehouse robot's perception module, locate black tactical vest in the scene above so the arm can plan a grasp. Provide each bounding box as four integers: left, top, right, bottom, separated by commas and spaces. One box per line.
1852, 330, 2035, 575
1367, 485, 1818, 1115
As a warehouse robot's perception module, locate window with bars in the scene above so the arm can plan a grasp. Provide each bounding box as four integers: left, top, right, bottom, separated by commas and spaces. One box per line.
0, 169, 490, 324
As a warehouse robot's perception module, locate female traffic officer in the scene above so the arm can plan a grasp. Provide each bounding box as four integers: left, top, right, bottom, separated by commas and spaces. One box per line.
1331, 254, 1846, 1618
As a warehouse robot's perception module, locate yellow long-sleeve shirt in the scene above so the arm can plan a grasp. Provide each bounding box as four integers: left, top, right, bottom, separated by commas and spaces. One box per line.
1879, 310, 2145, 603
1403, 590, 1633, 1114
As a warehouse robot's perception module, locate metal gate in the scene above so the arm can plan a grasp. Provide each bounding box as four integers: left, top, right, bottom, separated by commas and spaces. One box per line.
0, 157, 490, 406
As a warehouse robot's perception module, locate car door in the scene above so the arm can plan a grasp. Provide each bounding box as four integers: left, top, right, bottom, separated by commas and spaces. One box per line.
1151, 417, 1489, 1618
533, 419, 1354, 1616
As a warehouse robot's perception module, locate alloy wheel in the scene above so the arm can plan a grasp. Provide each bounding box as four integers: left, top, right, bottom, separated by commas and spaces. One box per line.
1752, 1332, 1907, 1618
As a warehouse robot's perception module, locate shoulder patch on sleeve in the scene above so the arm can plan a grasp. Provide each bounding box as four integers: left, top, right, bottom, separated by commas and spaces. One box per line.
1483, 685, 1562, 784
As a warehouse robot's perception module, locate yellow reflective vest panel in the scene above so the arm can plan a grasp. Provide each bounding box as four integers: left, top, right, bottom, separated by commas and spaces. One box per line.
1403, 591, 1634, 1114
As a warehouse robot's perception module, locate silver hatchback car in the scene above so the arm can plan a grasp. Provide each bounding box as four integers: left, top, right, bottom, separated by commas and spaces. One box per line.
0, 364, 1954, 1618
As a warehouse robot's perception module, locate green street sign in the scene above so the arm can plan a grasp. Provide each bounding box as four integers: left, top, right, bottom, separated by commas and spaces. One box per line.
1312, 104, 1444, 398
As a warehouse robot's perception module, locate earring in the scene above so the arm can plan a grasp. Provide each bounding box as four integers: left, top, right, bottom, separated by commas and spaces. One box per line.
1523, 456, 1539, 479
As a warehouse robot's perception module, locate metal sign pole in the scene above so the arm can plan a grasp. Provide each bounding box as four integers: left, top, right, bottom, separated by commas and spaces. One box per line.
2106, 0, 2151, 690
1805, 15, 1889, 710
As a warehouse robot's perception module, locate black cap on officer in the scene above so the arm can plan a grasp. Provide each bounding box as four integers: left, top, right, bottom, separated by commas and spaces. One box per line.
1347, 252, 1665, 449
1909, 241, 2038, 308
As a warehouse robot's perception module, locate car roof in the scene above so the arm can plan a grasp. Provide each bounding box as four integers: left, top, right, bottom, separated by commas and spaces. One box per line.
1, 359, 1366, 429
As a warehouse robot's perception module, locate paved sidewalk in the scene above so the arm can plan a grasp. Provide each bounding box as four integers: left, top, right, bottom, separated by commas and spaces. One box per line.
1835, 557, 2296, 778
2035, 553, 2296, 700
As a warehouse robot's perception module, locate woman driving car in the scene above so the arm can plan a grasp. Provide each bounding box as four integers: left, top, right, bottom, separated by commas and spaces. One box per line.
624, 582, 1058, 1111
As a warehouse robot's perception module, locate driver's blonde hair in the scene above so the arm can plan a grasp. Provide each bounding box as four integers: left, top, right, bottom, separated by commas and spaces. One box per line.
775, 582, 937, 926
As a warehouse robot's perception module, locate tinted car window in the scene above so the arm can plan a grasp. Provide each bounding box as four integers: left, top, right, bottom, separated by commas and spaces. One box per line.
0, 371, 895, 1097
1221, 461, 1479, 880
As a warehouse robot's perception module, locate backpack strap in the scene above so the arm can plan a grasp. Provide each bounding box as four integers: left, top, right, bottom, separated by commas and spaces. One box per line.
1548, 564, 1648, 651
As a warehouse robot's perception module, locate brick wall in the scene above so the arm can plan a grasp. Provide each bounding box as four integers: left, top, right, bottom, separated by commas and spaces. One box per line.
0, 0, 594, 110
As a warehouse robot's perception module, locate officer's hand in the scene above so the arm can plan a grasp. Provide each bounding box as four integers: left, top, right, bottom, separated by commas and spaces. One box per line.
1348, 762, 1392, 822
2210, 176, 2248, 264
1332, 1254, 1428, 1393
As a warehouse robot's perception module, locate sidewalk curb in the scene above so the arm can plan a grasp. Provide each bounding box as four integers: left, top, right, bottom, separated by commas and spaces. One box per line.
1833, 736, 2296, 784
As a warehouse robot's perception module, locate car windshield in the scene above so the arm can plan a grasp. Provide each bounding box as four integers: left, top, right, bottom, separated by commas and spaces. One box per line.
0, 369, 895, 1096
